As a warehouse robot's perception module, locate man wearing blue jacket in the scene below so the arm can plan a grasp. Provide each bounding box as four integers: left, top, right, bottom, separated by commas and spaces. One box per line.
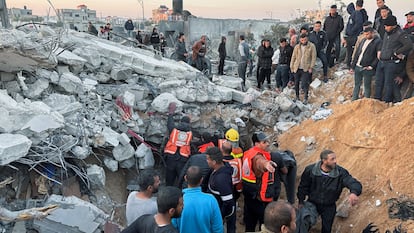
173, 166, 223, 233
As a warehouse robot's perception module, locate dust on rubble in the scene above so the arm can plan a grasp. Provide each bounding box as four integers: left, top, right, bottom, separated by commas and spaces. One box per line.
278, 97, 414, 232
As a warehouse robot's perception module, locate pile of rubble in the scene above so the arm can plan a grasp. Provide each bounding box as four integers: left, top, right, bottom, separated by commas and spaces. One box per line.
0, 27, 317, 231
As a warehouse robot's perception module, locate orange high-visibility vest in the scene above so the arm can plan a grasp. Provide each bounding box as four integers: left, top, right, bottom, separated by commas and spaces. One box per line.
223, 157, 242, 192
164, 128, 192, 157
198, 142, 215, 153
241, 146, 274, 202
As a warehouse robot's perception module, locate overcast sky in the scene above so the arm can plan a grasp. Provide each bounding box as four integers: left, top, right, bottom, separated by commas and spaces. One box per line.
9, 0, 413, 23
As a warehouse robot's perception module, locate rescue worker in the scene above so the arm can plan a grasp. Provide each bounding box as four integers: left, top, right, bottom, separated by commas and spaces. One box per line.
221, 141, 243, 200
196, 132, 216, 154
164, 102, 193, 186
242, 132, 278, 232
219, 128, 243, 159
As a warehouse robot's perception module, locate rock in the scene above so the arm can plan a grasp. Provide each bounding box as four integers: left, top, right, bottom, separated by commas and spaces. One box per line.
102, 127, 120, 147
23, 78, 49, 99
36, 68, 59, 84
56, 48, 87, 68
72, 45, 102, 69
59, 72, 84, 94
0, 134, 32, 166
212, 75, 243, 89
111, 65, 133, 81
151, 93, 183, 113
83, 78, 98, 91
103, 157, 119, 172
333, 70, 348, 79
118, 133, 131, 145
275, 121, 297, 132
337, 95, 345, 103
158, 80, 186, 90
43, 93, 82, 116
122, 91, 135, 107
91, 72, 111, 83
119, 157, 136, 169
310, 78, 322, 89
231, 88, 260, 104
87, 164, 106, 187
112, 143, 135, 161
275, 95, 294, 112
4, 81, 21, 94
210, 86, 234, 102
71, 146, 90, 160
21, 114, 63, 133
311, 108, 333, 121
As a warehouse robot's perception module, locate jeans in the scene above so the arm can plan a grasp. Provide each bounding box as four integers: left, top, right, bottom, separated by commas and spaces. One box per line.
226, 211, 236, 233
352, 66, 374, 100
326, 36, 341, 67
345, 36, 357, 68
238, 61, 247, 85
294, 69, 311, 100
275, 65, 290, 89
375, 61, 398, 103
126, 30, 133, 38
317, 50, 329, 76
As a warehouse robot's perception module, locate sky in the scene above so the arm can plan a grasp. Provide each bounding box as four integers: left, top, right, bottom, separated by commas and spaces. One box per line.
8, 0, 413, 24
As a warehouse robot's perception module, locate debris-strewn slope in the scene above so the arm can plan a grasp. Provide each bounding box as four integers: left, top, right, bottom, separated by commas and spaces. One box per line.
278, 98, 414, 232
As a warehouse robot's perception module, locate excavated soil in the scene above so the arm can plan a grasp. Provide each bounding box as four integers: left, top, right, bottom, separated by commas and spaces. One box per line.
278, 97, 414, 232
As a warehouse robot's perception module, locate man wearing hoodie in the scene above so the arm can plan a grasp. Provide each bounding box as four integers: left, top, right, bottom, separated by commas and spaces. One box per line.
345, 0, 368, 69
206, 146, 236, 233
324, 5, 344, 67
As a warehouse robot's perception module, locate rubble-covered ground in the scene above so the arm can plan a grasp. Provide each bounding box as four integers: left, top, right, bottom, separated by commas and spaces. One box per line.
1, 26, 413, 233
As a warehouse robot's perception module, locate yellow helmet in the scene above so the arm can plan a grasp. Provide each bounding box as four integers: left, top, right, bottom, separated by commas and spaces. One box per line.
225, 128, 239, 142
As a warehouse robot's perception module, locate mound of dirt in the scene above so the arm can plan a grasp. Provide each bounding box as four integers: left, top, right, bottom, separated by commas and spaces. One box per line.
278, 98, 414, 232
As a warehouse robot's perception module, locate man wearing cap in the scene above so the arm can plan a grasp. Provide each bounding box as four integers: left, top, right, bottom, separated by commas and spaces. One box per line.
164, 102, 193, 186
324, 4, 344, 67
351, 27, 382, 100
403, 11, 414, 43
375, 15, 412, 103
241, 132, 277, 232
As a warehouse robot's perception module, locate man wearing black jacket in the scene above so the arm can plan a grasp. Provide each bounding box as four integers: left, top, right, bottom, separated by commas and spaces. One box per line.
218, 36, 227, 75
309, 21, 329, 82
297, 150, 362, 233
351, 27, 382, 100
275, 38, 293, 91
324, 5, 344, 67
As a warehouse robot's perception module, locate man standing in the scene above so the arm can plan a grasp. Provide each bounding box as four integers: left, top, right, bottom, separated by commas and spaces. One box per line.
297, 150, 362, 233
324, 5, 344, 67
290, 34, 316, 105
173, 166, 223, 233
275, 38, 293, 91
164, 102, 193, 186
374, 6, 392, 39
375, 15, 412, 103
345, 0, 368, 69
351, 27, 382, 100
221, 141, 242, 200
242, 132, 277, 232
126, 170, 160, 225
124, 19, 134, 38
192, 35, 208, 72
374, 0, 392, 20
255, 201, 297, 233
309, 21, 329, 82
206, 146, 236, 233
174, 32, 188, 62
238, 35, 250, 90
218, 36, 227, 75
403, 11, 414, 43
257, 39, 274, 89
150, 27, 161, 51
122, 186, 183, 233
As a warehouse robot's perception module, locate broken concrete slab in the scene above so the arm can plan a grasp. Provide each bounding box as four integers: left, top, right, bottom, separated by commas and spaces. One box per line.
33, 194, 108, 233
275, 95, 294, 112
23, 78, 50, 99
122, 91, 135, 107
71, 146, 90, 160
209, 86, 233, 102
87, 164, 106, 187
59, 73, 84, 94
232, 88, 261, 104
112, 143, 135, 162
151, 93, 184, 113
72, 45, 102, 69
118, 133, 130, 145
103, 157, 119, 172
111, 65, 133, 81
275, 122, 297, 132
310, 78, 322, 89
212, 75, 243, 89
36, 68, 59, 84
102, 127, 120, 147
21, 114, 63, 133
55, 48, 87, 69
0, 134, 32, 166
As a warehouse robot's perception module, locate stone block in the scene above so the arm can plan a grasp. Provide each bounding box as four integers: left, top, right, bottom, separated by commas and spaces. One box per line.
56, 48, 87, 67
36, 69, 59, 84
122, 91, 135, 107
151, 93, 183, 113
102, 127, 120, 147
72, 46, 102, 69
275, 95, 294, 112
87, 164, 106, 187
23, 78, 49, 99
111, 65, 133, 81
310, 78, 322, 89
209, 86, 233, 102
212, 75, 243, 89
275, 121, 297, 132
21, 114, 63, 133
119, 157, 136, 169
232, 88, 261, 104
118, 133, 130, 145
112, 143, 135, 161
104, 157, 119, 172
0, 134, 32, 165
59, 72, 83, 94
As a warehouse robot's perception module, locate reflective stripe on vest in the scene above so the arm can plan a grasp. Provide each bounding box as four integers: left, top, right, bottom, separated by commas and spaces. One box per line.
164, 128, 192, 157
223, 158, 242, 186
258, 170, 275, 202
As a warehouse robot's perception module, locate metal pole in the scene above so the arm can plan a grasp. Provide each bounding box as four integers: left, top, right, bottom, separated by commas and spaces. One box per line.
0, 0, 10, 28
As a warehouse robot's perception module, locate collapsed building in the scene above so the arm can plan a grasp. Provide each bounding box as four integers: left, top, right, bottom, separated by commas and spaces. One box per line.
0, 26, 317, 232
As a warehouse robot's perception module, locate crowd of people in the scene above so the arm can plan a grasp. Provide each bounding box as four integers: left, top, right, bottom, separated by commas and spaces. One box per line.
121, 101, 363, 233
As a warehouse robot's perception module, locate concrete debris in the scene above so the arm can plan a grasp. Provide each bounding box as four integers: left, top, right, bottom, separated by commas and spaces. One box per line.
102, 127, 120, 147
71, 146, 90, 160
118, 133, 131, 145
21, 114, 63, 133
275, 122, 297, 132
87, 165, 106, 187
23, 78, 49, 99
0, 134, 32, 166
311, 108, 333, 121
103, 157, 119, 172
310, 78, 322, 89
58, 73, 84, 94
33, 194, 108, 233
151, 93, 183, 113
112, 143, 135, 162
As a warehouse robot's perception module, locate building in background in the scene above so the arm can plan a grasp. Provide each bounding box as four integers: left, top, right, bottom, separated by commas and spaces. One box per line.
58, 4, 97, 31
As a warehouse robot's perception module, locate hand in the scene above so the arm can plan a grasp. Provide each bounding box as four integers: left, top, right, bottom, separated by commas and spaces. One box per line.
168, 102, 176, 114
394, 77, 403, 85
362, 223, 379, 233
348, 193, 359, 206
365, 66, 373, 70
265, 160, 277, 173
308, 68, 313, 74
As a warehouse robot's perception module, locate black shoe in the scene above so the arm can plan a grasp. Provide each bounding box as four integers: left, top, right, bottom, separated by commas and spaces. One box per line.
323, 77, 328, 83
